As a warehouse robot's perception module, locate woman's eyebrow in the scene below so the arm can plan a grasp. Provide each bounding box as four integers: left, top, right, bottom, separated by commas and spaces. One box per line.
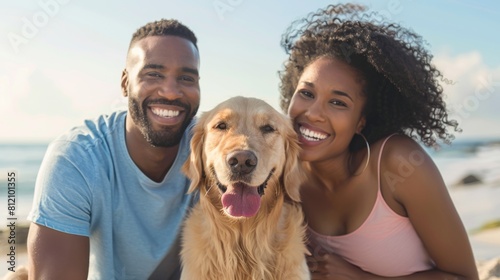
300, 81, 354, 101
331, 90, 353, 101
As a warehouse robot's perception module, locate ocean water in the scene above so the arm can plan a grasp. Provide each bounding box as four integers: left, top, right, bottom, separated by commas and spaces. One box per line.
0, 142, 48, 223
427, 139, 500, 228
0, 138, 499, 260
428, 139, 500, 261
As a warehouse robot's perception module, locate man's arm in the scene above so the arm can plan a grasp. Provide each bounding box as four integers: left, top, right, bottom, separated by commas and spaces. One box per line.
28, 223, 89, 280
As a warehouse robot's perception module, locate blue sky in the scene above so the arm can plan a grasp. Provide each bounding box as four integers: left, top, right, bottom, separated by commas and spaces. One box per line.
1, 0, 499, 142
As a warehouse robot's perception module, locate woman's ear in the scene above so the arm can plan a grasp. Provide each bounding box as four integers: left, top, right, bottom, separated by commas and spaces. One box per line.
356, 116, 366, 134
121, 69, 129, 97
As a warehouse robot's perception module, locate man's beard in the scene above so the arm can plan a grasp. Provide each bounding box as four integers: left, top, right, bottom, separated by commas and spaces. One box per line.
129, 97, 198, 148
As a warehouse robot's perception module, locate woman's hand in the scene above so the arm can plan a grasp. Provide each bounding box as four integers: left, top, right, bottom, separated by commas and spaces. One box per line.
306, 248, 372, 280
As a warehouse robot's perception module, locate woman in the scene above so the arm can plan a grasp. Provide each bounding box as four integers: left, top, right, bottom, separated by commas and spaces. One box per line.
279, 4, 479, 279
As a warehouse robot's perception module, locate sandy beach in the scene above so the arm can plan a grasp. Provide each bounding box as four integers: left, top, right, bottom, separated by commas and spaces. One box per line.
1, 223, 499, 279
1, 222, 28, 279
472, 227, 500, 280
1, 140, 499, 278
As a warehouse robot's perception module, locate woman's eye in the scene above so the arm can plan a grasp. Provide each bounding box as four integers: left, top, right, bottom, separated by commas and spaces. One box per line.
260, 124, 275, 134
299, 90, 314, 99
215, 122, 227, 130
330, 100, 347, 107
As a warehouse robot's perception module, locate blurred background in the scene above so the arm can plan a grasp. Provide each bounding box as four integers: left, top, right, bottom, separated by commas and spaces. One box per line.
1, 0, 499, 269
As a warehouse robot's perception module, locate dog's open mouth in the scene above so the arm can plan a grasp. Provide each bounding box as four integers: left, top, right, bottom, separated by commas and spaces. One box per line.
212, 167, 275, 218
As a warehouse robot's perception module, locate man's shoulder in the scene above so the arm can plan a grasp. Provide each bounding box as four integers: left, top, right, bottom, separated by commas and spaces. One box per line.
183, 116, 197, 142
177, 117, 197, 155
57, 111, 125, 141
49, 111, 127, 158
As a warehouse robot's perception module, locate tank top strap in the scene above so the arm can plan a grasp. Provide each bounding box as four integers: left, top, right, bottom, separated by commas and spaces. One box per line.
377, 134, 398, 191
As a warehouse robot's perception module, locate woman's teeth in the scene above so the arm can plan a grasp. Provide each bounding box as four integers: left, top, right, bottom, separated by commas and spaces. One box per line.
299, 126, 327, 141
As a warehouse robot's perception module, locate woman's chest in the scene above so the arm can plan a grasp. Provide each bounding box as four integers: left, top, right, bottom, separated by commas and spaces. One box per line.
301, 178, 378, 236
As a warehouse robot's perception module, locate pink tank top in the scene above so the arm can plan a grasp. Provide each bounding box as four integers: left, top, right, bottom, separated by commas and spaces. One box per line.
307, 135, 434, 277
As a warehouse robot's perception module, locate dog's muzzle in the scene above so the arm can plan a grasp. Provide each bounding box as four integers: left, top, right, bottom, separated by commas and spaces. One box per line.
210, 165, 276, 218
226, 150, 257, 176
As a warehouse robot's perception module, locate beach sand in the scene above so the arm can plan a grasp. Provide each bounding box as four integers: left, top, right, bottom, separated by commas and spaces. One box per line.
1, 224, 499, 279
1, 222, 28, 279
472, 227, 500, 280
474, 228, 500, 245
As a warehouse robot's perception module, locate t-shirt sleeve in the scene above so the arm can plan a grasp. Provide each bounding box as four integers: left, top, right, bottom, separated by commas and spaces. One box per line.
28, 140, 93, 237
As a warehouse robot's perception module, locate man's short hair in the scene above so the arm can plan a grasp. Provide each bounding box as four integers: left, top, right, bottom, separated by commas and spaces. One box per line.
129, 19, 198, 49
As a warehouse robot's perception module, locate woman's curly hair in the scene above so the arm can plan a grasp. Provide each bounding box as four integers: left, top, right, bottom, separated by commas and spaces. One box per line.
279, 3, 460, 148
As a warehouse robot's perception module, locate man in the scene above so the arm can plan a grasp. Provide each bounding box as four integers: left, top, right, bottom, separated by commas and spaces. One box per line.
26, 19, 200, 279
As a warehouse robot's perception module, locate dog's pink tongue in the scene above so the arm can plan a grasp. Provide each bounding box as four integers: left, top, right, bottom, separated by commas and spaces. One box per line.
221, 183, 261, 217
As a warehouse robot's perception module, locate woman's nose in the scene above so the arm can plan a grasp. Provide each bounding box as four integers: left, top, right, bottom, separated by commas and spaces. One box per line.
305, 101, 325, 122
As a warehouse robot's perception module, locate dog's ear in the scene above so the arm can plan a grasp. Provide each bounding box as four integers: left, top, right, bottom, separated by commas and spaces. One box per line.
183, 116, 205, 194
282, 121, 306, 202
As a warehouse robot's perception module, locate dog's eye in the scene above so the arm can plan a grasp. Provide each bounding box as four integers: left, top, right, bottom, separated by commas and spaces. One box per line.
214, 122, 227, 130
260, 124, 275, 134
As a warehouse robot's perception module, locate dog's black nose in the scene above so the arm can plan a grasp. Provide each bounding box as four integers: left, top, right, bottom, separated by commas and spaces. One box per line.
227, 150, 257, 175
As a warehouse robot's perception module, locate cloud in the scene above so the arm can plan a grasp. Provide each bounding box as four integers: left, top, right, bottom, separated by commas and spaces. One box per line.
434, 50, 500, 139
0, 58, 123, 142
21, 68, 77, 117
1, 114, 81, 143
0, 63, 34, 112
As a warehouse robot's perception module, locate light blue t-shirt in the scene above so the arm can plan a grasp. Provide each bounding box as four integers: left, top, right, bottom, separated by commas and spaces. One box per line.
28, 111, 196, 280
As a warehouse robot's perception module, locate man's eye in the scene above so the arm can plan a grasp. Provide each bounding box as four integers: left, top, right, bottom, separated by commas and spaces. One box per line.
179, 76, 196, 82
147, 72, 163, 78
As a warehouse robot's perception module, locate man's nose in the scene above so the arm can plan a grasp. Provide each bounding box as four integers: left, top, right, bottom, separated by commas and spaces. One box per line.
158, 77, 183, 99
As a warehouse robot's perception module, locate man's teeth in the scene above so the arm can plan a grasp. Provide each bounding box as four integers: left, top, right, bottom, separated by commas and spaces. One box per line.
151, 108, 180, 117
299, 126, 328, 141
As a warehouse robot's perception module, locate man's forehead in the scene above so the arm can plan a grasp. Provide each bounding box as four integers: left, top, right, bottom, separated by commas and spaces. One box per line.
128, 44, 146, 62
126, 36, 199, 66
127, 37, 162, 61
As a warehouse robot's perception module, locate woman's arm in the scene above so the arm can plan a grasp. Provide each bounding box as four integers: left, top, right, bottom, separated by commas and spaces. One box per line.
384, 136, 478, 279
306, 136, 479, 280
307, 251, 476, 279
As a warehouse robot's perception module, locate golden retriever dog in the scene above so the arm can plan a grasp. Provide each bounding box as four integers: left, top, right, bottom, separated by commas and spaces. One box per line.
180, 96, 310, 280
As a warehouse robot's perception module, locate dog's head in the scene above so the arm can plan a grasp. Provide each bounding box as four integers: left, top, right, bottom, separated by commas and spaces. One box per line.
183, 96, 304, 219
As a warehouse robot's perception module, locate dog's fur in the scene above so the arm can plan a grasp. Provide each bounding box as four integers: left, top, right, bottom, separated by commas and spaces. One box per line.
180, 96, 310, 280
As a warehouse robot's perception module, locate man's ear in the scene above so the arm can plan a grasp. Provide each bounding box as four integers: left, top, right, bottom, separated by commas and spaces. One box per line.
356, 116, 366, 134
121, 69, 129, 97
